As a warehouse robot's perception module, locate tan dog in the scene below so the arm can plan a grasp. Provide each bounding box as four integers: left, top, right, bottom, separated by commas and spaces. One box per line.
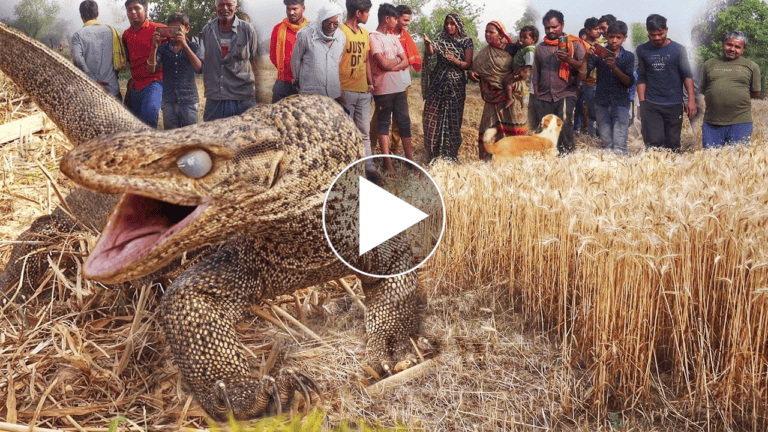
483, 114, 563, 159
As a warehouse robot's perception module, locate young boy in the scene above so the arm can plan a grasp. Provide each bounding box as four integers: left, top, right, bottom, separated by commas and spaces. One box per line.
123, 0, 163, 128
504, 25, 537, 111
340, 0, 379, 180
148, 12, 202, 130
369, 3, 411, 174
585, 20, 635, 154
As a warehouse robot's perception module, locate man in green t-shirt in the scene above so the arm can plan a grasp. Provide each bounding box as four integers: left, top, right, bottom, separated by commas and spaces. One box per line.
701, 31, 762, 148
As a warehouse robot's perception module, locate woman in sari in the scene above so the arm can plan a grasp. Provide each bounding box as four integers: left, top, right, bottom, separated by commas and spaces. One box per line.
468, 21, 526, 160
422, 13, 474, 163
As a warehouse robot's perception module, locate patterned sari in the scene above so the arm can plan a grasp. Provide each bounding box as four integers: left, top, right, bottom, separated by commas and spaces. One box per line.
421, 14, 474, 162
472, 24, 527, 160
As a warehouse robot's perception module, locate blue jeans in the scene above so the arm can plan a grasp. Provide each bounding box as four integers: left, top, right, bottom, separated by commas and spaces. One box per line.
596, 103, 631, 155
583, 84, 597, 137
203, 99, 257, 121
702, 122, 753, 148
162, 102, 199, 130
125, 81, 162, 128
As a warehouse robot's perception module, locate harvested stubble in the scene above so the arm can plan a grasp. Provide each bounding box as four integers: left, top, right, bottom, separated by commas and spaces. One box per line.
0, 69, 572, 432
424, 127, 768, 428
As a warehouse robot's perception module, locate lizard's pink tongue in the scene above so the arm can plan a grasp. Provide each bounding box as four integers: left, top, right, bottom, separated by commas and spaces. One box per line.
83, 192, 204, 279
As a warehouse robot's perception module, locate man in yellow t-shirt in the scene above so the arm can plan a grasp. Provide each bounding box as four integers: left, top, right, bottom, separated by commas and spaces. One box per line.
339, 0, 379, 180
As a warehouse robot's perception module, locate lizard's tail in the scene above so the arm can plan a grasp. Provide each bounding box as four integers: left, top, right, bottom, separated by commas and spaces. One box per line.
0, 23, 146, 146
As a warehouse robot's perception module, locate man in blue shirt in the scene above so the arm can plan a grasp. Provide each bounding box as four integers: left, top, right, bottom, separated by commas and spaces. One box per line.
148, 12, 202, 129
585, 20, 635, 155
636, 14, 696, 152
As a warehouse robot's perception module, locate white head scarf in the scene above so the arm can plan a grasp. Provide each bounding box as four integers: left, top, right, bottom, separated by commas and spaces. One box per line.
315, 2, 343, 41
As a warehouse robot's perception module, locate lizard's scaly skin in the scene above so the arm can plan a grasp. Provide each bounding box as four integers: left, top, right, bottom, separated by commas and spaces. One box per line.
0, 23, 425, 421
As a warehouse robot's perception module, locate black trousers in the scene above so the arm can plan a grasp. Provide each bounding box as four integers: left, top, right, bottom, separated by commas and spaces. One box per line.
640, 101, 684, 151
373, 92, 412, 138
530, 96, 577, 153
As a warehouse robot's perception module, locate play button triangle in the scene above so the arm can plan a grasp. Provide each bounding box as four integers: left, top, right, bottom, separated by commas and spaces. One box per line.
359, 176, 429, 256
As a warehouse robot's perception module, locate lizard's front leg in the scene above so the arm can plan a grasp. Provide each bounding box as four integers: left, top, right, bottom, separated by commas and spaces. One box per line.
356, 237, 426, 376
159, 239, 320, 421
360, 270, 425, 375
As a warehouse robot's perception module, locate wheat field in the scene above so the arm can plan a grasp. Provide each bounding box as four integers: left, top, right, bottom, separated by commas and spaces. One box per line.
0, 59, 766, 431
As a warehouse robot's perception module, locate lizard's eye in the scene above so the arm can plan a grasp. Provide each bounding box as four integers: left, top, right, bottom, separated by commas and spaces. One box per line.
177, 149, 212, 178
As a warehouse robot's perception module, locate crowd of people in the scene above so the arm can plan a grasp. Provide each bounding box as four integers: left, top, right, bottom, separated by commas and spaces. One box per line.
70, 0, 762, 169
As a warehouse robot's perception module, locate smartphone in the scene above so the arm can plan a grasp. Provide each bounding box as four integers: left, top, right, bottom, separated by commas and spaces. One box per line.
157, 26, 180, 39
592, 43, 615, 59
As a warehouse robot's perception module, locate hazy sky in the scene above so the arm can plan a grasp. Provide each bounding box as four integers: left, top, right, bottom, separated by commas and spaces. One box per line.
529, 0, 711, 47
0, 0, 714, 46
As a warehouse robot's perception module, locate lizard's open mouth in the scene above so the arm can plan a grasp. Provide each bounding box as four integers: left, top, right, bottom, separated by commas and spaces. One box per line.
84, 193, 207, 278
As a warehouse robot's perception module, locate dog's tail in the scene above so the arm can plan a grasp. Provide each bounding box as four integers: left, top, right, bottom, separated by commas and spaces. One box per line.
482, 127, 498, 154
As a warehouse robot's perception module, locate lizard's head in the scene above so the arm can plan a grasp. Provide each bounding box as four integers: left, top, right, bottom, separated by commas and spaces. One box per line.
60, 95, 362, 283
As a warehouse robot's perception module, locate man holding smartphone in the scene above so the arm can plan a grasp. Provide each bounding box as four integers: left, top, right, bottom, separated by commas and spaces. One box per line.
148, 12, 203, 130
122, 0, 163, 128
584, 20, 635, 155
531, 9, 585, 154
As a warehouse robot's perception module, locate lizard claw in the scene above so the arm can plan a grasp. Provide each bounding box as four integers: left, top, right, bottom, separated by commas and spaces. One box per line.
277, 368, 323, 413
202, 371, 321, 421
213, 380, 233, 415
268, 376, 282, 416
207, 375, 283, 421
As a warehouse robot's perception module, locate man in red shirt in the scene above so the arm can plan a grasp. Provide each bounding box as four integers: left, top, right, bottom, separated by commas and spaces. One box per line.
269, 0, 308, 103
122, 0, 163, 128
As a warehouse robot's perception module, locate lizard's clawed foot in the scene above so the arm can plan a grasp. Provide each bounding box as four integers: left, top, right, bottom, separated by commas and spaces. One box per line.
367, 335, 434, 378
202, 369, 322, 422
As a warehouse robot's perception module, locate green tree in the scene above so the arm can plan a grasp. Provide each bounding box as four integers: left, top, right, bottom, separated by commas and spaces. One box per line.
630, 22, 646, 47
396, 0, 483, 44
691, 0, 737, 50
694, 0, 768, 94
149, 0, 215, 38
514, 5, 540, 33
39, 18, 70, 48
10, 0, 60, 40
392, 0, 428, 37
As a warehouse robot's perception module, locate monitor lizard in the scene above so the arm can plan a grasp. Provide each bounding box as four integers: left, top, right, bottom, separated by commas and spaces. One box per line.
0, 23, 425, 421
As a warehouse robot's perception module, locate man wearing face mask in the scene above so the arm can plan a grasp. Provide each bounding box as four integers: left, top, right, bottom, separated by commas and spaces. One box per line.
270, 0, 309, 103
200, 0, 260, 121
291, 3, 346, 102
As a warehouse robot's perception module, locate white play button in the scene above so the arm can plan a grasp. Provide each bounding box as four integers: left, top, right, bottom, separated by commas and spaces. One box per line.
323, 155, 445, 278
359, 176, 429, 255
